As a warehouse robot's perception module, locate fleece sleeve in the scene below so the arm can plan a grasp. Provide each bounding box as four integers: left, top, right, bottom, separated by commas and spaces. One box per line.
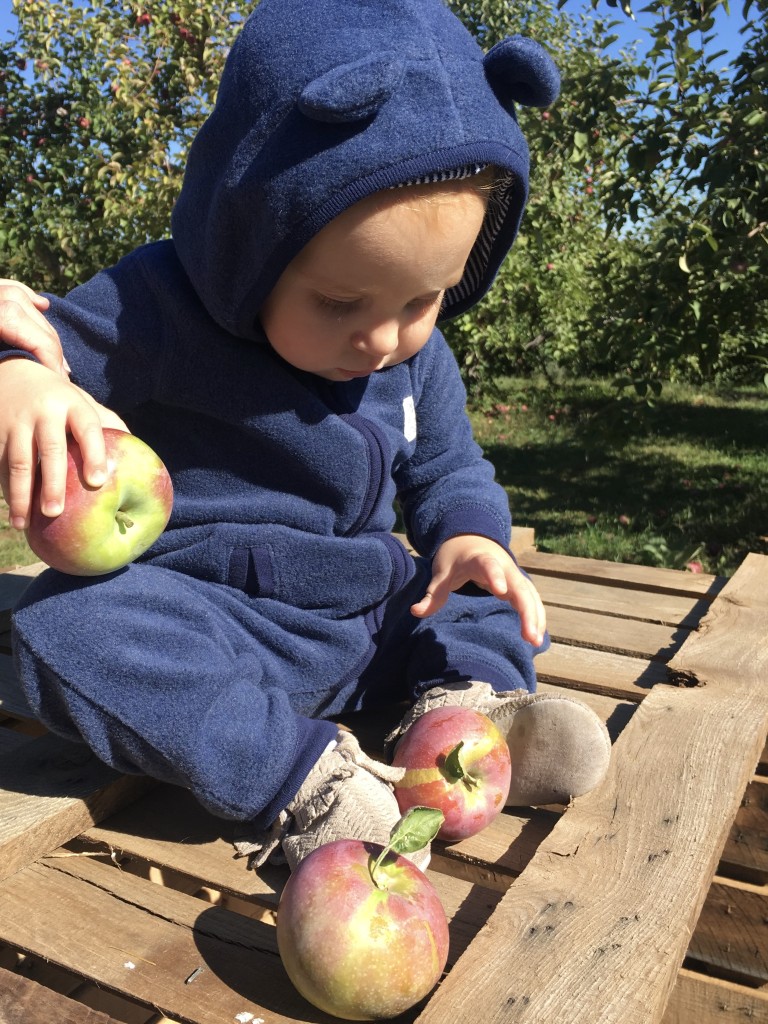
394, 331, 512, 560
38, 245, 170, 414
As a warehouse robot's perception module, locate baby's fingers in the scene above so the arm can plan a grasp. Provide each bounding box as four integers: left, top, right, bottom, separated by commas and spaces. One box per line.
4, 425, 39, 530
513, 576, 547, 648
410, 573, 452, 618
34, 417, 73, 519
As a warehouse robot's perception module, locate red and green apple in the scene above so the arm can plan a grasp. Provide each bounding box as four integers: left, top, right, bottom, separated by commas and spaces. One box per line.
26, 427, 173, 576
392, 706, 511, 841
276, 809, 447, 1021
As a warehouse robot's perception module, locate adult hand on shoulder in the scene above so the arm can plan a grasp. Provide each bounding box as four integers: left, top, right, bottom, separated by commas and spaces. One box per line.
0, 359, 128, 530
0, 279, 70, 377
410, 533, 546, 647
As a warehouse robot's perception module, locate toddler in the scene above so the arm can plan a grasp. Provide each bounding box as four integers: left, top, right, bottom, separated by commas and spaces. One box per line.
0, 0, 610, 869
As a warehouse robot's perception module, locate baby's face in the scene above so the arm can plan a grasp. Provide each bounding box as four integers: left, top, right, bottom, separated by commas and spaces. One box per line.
259, 183, 488, 382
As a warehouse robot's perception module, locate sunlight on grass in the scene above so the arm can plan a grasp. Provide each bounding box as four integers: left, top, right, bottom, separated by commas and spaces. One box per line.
0, 499, 36, 571
470, 378, 768, 576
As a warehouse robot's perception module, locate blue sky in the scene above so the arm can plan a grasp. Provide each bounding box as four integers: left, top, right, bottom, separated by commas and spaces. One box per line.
0, 1, 749, 72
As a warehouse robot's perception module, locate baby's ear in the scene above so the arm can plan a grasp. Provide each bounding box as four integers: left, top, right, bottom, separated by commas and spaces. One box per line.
484, 36, 560, 111
299, 53, 404, 124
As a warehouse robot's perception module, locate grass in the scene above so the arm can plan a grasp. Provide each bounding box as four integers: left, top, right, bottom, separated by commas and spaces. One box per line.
0, 504, 35, 571
470, 377, 768, 577
1, 378, 765, 577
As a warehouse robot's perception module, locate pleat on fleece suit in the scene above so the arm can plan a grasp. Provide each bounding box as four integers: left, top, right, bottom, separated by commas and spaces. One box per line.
8, 0, 560, 830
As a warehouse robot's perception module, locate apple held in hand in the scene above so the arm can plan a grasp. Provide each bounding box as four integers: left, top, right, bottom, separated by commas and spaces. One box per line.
392, 706, 511, 841
26, 428, 173, 576
277, 808, 448, 1021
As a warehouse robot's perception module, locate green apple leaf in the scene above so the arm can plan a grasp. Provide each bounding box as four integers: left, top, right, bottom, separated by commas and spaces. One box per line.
389, 806, 444, 855
369, 807, 444, 888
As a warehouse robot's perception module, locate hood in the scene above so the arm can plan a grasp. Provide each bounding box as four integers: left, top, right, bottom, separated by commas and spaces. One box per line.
171, 0, 559, 339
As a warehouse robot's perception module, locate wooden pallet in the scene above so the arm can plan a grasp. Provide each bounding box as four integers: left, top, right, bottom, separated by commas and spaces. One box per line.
1, 536, 767, 1024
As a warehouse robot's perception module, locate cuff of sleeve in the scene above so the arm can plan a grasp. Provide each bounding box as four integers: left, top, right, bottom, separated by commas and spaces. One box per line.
0, 347, 40, 365
423, 506, 511, 559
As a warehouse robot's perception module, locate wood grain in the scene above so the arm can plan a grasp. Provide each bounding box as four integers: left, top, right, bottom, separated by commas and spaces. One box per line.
0, 734, 151, 882
414, 553, 768, 1024
0, 964, 124, 1024
661, 967, 768, 1024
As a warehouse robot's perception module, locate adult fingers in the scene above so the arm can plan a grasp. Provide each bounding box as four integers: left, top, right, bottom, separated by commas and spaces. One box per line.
0, 284, 67, 375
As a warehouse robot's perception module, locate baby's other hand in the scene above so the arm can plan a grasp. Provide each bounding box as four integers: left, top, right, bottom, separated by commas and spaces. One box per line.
0, 279, 69, 377
410, 533, 546, 647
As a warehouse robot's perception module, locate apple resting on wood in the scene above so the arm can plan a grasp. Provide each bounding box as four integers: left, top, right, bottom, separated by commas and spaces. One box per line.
392, 706, 511, 841
26, 428, 173, 576
276, 808, 447, 1021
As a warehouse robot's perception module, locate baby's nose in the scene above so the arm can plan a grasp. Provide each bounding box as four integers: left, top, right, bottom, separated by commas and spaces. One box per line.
351, 321, 400, 357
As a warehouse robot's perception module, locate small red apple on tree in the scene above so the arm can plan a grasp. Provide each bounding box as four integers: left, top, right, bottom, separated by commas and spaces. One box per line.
277, 808, 447, 1020
392, 706, 511, 841
26, 428, 173, 576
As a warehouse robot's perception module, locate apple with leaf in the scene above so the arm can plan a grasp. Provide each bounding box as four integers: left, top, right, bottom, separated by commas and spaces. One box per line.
277, 807, 448, 1021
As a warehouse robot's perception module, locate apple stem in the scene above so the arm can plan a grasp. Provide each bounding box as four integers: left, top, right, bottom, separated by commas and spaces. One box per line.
115, 510, 135, 533
370, 845, 391, 890
442, 741, 479, 790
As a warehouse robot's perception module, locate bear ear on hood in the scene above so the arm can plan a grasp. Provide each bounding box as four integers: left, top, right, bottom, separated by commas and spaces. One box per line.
299, 52, 404, 124
484, 36, 560, 111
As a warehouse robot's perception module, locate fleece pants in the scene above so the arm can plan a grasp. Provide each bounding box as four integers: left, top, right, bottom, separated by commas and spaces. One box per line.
11, 556, 541, 829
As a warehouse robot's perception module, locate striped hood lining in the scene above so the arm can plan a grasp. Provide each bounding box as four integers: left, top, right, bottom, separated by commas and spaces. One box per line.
393, 164, 515, 313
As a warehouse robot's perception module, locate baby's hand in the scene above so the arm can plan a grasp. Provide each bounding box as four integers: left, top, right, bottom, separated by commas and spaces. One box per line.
0, 358, 128, 530
410, 533, 546, 646
0, 279, 69, 377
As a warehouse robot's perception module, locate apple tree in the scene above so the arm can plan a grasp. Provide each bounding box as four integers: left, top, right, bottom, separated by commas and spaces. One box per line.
0, 0, 251, 293
446, 0, 767, 396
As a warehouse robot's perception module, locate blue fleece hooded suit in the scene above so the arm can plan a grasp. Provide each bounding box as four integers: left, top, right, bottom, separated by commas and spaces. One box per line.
9, 0, 559, 829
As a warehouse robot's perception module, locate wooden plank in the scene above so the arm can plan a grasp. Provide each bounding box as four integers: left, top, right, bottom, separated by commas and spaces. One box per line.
535, 643, 667, 701
687, 877, 768, 983
414, 554, 768, 1024
0, 853, 488, 1024
517, 549, 725, 600
79, 777, 557, 902
509, 525, 537, 557
0, 964, 124, 1024
0, 733, 152, 882
78, 784, 291, 909
545, 603, 686, 661
663, 968, 768, 1024
0, 855, 313, 1024
0, 848, 502, 1024
530, 571, 709, 629
720, 777, 768, 884
0, 562, 47, 628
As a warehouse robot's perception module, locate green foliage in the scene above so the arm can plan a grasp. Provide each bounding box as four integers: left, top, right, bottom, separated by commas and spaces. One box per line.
446, 0, 768, 398
0, 0, 251, 292
0, 0, 765, 393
